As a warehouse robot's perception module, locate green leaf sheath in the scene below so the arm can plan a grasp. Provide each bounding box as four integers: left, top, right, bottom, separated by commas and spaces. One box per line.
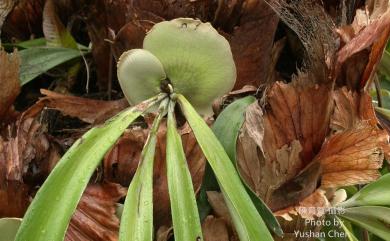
166, 100, 203, 241
212, 96, 283, 237
19, 47, 82, 85
15, 94, 166, 241
177, 94, 273, 241
0, 218, 22, 241
338, 173, 390, 208
119, 99, 168, 241
339, 206, 390, 241
212, 96, 256, 159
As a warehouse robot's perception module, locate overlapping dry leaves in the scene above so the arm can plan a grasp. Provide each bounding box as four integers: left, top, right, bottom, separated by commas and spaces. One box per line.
233, 0, 390, 238
1, 0, 390, 240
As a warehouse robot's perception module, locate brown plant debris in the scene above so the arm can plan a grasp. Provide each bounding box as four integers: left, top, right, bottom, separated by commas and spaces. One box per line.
1, 0, 45, 40
336, 6, 390, 88
262, 77, 333, 165
38, 89, 129, 125
337, 8, 390, 65
0, 113, 60, 217
0, 49, 20, 121
317, 124, 386, 188
237, 75, 389, 215
331, 87, 378, 132
65, 182, 126, 241
202, 216, 231, 241
237, 76, 333, 211
0, 0, 15, 37
204, 191, 239, 241
206, 191, 231, 223
274, 189, 330, 221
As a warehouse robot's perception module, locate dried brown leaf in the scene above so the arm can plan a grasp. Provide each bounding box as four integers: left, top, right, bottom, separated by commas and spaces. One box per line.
274, 189, 330, 221
202, 216, 230, 241
273, 191, 328, 241
2, 0, 45, 40
203, 192, 240, 241
131, 0, 214, 21
269, 160, 321, 211
360, 24, 390, 87
331, 87, 377, 131
237, 77, 332, 211
0, 113, 60, 217
206, 191, 230, 222
336, 1, 390, 88
367, 0, 389, 19
0, 180, 30, 218
0, 0, 15, 36
317, 124, 386, 188
39, 89, 129, 124
65, 182, 126, 241
112, 21, 149, 60
0, 49, 20, 121
237, 103, 305, 204
103, 127, 147, 186
156, 226, 172, 241
228, 0, 279, 89
262, 77, 333, 166
337, 9, 390, 69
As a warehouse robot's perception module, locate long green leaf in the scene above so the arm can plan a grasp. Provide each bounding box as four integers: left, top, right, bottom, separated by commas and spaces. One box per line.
119, 99, 168, 241
177, 94, 273, 241
212, 96, 283, 236
339, 173, 390, 208
166, 101, 203, 241
19, 47, 82, 85
15, 94, 166, 241
0, 218, 22, 241
339, 206, 390, 241
336, 216, 359, 241
375, 107, 390, 121
320, 215, 359, 241
1, 38, 47, 50
212, 96, 256, 158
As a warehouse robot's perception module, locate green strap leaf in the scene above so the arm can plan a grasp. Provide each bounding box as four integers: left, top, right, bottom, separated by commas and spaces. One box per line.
166, 101, 203, 241
177, 94, 273, 241
375, 107, 390, 121
19, 47, 83, 85
339, 206, 390, 241
336, 216, 359, 241
212, 96, 283, 237
320, 215, 358, 241
15, 94, 166, 241
1, 38, 47, 50
119, 99, 168, 241
0, 218, 22, 241
338, 173, 390, 208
